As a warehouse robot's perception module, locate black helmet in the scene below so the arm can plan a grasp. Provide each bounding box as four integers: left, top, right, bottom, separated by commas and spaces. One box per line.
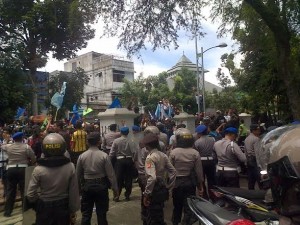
42, 133, 66, 157
176, 128, 194, 148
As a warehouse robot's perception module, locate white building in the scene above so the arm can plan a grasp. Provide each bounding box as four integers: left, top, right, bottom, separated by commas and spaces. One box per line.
166, 54, 222, 93
64, 52, 134, 111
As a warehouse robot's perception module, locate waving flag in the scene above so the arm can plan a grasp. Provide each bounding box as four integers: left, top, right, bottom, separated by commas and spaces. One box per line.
70, 103, 81, 126
51, 82, 67, 109
15, 107, 25, 119
83, 108, 93, 116
154, 103, 161, 120
109, 97, 122, 108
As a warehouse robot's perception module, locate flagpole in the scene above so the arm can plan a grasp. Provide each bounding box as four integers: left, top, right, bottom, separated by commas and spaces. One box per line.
54, 108, 59, 121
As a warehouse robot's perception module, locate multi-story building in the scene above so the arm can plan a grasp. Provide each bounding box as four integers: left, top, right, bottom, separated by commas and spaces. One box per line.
64, 52, 134, 111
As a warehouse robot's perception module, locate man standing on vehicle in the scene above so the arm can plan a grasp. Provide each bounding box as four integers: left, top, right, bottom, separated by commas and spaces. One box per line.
214, 127, 246, 187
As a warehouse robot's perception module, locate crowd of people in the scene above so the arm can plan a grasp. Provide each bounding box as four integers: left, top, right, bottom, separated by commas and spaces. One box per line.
0, 108, 299, 225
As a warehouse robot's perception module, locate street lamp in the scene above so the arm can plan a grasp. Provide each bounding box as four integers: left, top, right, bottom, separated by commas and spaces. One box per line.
195, 41, 227, 114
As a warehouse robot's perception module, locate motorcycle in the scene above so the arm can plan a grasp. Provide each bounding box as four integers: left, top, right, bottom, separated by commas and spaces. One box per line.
187, 196, 246, 225
187, 186, 279, 225
210, 186, 279, 224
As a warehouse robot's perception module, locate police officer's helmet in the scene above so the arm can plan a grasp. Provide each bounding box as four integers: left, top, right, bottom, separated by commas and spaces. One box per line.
42, 133, 66, 157
176, 128, 194, 148
144, 126, 160, 136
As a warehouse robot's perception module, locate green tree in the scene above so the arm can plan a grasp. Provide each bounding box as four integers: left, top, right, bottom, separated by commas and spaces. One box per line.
0, 53, 31, 122
47, 69, 89, 119
0, 0, 96, 115
91, 0, 300, 119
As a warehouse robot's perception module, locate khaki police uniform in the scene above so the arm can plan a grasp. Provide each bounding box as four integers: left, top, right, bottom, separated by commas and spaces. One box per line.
194, 135, 216, 199
109, 135, 136, 200
2, 142, 36, 217
27, 160, 79, 225
214, 138, 246, 187
133, 144, 149, 225
102, 131, 121, 155
169, 147, 203, 225
144, 148, 176, 225
244, 133, 261, 190
77, 146, 118, 225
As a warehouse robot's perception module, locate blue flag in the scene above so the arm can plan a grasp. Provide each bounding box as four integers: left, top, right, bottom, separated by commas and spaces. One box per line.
51, 82, 67, 109
154, 104, 161, 120
70, 103, 81, 126
15, 107, 25, 119
109, 97, 122, 108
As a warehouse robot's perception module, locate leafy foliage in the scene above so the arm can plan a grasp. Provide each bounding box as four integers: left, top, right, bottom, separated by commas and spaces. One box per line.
119, 68, 199, 114
0, 53, 31, 122
0, 0, 96, 114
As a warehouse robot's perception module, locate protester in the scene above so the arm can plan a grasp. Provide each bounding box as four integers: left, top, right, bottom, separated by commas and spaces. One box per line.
70, 121, 87, 166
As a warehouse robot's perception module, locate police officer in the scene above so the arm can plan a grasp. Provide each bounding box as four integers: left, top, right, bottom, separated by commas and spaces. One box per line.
26, 133, 79, 225
214, 127, 246, 187
2, 132, 36, 217
169, 128, 204, 225
109, 127, 136, 201
133, 126, 160, 225
143, 133, 176, 225
102, 124, 121, 155
77, 132, 118, 225
244, 124, 262, 190
194, 125, 216, 199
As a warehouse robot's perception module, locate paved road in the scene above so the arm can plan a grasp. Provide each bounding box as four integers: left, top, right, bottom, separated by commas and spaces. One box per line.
0, 178, 250, 225
0, 183, 177, 225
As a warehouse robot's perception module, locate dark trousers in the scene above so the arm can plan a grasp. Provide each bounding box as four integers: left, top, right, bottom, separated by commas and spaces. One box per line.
138, 175, 147, 225
0, 167, 7, 197
202, 160, 216, 199
70, 151, 84, 166
5, 167, 25, 215
172, 180, 196, 225
115, 158, 134, 198
247, 165, 262, 190
36, 199, 70, 225
216, 170, 240, 188
145, 199, 166, 225
81, 188, 109, 225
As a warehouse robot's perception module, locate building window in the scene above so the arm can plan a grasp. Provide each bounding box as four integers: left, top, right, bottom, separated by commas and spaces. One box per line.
72, 62, 77, 71
113, 69, 125, 82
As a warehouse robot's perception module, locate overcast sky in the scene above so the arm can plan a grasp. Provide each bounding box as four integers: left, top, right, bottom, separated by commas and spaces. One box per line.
43, 14, 239, 86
